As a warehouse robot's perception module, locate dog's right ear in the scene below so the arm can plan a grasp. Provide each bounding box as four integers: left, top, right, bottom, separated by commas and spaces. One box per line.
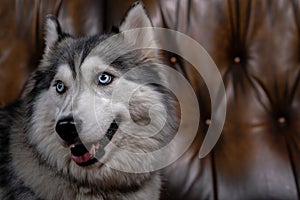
119, 1, 158, 57
44, 15, 62, 53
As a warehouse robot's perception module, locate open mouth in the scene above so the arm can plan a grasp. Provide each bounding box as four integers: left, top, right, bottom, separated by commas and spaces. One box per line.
70, 120, 119, 167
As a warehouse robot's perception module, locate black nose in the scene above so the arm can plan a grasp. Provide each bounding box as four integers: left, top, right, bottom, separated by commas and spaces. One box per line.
55, 118, 78, 143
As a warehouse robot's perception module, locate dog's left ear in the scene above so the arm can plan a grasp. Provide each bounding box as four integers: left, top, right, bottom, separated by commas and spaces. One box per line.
120, 1, 157, 49
120, 1, 152, 31
44, 15, 63, 53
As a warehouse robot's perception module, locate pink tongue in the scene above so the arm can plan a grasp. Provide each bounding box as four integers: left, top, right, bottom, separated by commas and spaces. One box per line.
71, 152, 92, 163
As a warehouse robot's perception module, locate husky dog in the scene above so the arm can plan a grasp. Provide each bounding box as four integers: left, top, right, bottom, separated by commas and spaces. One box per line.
0, 2, 178, 200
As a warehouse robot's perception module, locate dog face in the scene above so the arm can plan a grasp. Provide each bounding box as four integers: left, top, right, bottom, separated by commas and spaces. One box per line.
22, 2, 177, 188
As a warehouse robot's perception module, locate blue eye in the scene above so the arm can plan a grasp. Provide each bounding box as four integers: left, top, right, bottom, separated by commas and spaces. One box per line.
56, 81, 66, 94
98, 72, 113, 85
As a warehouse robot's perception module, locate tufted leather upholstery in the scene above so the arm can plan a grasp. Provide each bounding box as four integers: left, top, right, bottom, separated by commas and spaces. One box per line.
0, 0, 299, 199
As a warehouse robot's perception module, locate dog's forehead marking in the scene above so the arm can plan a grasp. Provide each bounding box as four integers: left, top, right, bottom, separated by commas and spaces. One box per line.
81, 56, 108, 72
55, 64, 74, 83
80, 56, 121, 79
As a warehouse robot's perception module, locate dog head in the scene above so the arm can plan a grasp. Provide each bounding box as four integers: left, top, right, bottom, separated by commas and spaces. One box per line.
23, 1, 178, 188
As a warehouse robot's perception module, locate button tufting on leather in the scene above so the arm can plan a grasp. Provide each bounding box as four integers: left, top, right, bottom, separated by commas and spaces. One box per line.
234, 56, 241, 64
277, 117, 286, 124
170, 56, 177, 64
205, 119, 211, 125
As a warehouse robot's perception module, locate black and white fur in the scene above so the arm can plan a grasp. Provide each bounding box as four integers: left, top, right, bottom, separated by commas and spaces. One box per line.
0, 2, 177, 200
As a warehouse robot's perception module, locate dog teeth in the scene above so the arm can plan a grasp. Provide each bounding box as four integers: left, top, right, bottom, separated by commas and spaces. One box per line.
89, 144, 96, 155
95, 143, 100, 150
70, 144, 75, 148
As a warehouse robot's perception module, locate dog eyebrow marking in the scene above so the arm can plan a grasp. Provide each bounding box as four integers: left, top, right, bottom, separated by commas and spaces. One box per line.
80, 56, 120, 76
55, 64, 74, 83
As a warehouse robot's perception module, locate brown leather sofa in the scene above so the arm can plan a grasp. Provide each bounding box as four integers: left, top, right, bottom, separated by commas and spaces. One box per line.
0, 0, 299, 199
